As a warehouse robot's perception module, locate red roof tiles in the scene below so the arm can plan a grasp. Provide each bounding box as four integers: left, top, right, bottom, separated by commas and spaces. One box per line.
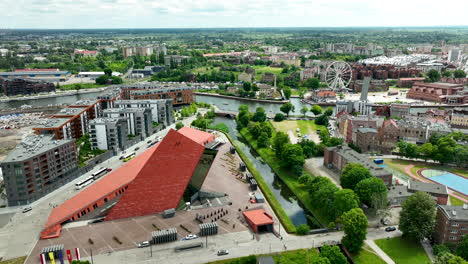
243, 209, 274, 226
105, 129, 205, 221
177, 126, 215, 146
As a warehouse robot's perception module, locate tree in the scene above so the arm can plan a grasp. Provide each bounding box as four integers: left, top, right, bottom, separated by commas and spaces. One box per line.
281, 143, 305, 169
441, 70, 452, 78
298, 174, 312, 185
433, 137, 456, 164
340, 163, 372, 190
453, 69, 466, 78
315, 114, 329, 126
418, 143, 435, 162
257, 132, 270, 148
252, 107, 267, 122
333, 189, 360, 219
243, 82, 251, 92
298, 140, 317, 158
310, 257, 332, 264
310, 105, 323, 115
320, 245, 348, 264
95, 75, 110, 84
434, 252, 468, 264
175, 122, 184, 130
453, 145, 468, 168
305, 77, 320, 90
399, 191, 436, 241
324, 107, 334, 117
280, 102, 294, 117
274, 113, 285, 122
104, 68, 112, 76
296, 224, 310, 235
300, 106, 308, 117
456, 235, 468, 261
427, 69, 441, 82
284, 87, 292, 99
354, 177, 388, 206
433, 244, 451, 257
247, 122, 262, 139
341, 208, 368, 253
273, 132, 290, 158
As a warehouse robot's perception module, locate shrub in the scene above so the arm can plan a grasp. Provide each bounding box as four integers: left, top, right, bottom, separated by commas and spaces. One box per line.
274, 113, 286, 122
296, 224, 310, 235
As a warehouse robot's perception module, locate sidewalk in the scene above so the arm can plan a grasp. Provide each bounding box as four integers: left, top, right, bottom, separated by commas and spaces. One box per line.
365, 240, 395, 264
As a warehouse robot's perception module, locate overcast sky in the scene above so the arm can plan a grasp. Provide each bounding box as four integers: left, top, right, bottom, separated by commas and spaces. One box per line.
2, 0, 467, 29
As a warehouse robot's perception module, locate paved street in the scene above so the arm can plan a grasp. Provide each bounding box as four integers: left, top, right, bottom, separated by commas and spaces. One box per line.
87, 227, 402, 264
0, 114, 198, 260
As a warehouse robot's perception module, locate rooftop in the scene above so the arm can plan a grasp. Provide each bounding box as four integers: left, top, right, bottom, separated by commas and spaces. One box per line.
103, 108, 148, 114
70, 99, 98, 106
357, 127, 377, 133
408, 180, 448, 195
242, 209, 274, 226
2, 135, 74, 163
0, 71, 70, 75
34, 118, 70, 129
54, 107, 86, 117
388, 185, 412, 199
177, 126, 215, 146
89, 117, 126, 125
439, 205, 468, 221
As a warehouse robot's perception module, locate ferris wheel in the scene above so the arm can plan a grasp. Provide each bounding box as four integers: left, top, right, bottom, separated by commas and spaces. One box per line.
325, 61, 352, 91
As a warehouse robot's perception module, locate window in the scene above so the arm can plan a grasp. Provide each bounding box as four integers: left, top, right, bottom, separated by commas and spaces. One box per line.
450, 230, 458, 234
452, 223, 459, 227
449, 236, 457, 240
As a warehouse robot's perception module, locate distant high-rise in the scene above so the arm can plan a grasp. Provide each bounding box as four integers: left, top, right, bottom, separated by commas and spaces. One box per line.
448, 48, 461, 62
360, 77, 370, 101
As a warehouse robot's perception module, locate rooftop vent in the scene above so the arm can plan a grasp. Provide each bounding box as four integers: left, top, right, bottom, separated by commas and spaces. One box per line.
463, 204, 468, 210
452, 210, 457, 216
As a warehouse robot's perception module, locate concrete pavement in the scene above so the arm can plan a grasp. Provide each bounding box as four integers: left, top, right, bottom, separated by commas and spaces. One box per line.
365, 240, 395, 264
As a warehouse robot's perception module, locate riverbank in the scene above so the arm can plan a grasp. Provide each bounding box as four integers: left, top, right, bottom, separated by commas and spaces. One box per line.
194, 92, 288, 104
0, 86, 109, 102
222, 131, 297, 233
238, 125, 329, 228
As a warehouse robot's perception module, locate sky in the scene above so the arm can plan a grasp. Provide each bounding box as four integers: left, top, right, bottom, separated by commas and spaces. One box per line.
2, 0, 468, 29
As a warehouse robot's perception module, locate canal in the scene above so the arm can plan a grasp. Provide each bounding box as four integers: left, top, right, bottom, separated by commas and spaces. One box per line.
213, 116, 322, 228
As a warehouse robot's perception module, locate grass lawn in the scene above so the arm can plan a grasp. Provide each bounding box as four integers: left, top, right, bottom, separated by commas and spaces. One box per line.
251, 66, 288, 81
450, 196, 465, 206
192, 66, 221, 74
0, 256, 26, 264
270, 120, 327, 136
240, 125, 329, 227
375, 237, 431, 264
351, 245, 386, 264
205, 249, 320, 264
58, 83, 107, 90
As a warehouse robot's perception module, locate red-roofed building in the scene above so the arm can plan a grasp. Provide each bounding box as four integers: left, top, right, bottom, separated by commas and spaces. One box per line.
105, 129, 206, 221
311, 89, 336, 102
242, 209, 274, 233
14, 68, 60, 72
177, 126, 215, 146
40, 142, 160, 239
73, 49, 98, 57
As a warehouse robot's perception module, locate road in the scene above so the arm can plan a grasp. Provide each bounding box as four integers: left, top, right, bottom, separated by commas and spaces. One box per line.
88, 227, 403, 264
0, 114, 198, 260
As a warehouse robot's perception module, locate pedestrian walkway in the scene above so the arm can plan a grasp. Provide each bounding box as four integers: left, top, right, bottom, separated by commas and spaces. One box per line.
365, 239, 395, 264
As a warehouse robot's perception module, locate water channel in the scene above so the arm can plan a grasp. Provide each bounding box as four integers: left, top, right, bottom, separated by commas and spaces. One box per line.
213, 116, 322, 228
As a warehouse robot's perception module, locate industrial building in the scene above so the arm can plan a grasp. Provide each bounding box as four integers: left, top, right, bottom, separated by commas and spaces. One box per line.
323, 145, 393, 186
0, 69, 71, 82
40, 128, 216, 239
0, 78, 55, 96
114, 99, 174, 126
102, 107, 153, 138
407, 82, 465, 103
0, 135, 78, 206
89, 117, 128, 150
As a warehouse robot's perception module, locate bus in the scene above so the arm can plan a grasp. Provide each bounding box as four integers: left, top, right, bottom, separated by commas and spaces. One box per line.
119, 152, 136, 160
75, 176, 94, 190
91, 168, 110, 180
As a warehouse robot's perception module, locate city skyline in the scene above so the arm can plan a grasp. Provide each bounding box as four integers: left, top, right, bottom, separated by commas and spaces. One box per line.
3, 0, 468, 29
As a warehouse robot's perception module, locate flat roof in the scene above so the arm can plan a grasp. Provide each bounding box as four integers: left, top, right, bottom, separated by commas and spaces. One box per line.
243, 209, 274, 226
43, 142, 160, 231
177, 127, 215, 146
3, 135, 74, 163
34, 118, 70, 129
54, 107, 85, 116
408, 180, 448, 195
438, 205, 468, 221
0, 71, 70, 75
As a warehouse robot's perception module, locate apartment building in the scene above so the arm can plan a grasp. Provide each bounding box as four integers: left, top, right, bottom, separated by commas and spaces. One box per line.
89, 117, 128, 151
434, 205, 468, 244
102, 108, 152, 138
0, 78, 55, 96
0, 135, 78, 206
114, 99, 174, 126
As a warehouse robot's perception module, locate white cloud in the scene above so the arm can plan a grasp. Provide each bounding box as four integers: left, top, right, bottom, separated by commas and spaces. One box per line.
1, 0, 467, 28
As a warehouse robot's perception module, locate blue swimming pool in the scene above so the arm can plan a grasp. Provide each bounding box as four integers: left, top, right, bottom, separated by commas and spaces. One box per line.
421, 169, 468, 195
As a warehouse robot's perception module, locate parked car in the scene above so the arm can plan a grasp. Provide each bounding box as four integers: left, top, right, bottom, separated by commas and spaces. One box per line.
137, 241, 151, 248
147, 140, 152, 144
183, 234, 198, 240
217, 250, 229, 256
134, 147, 140, 151
22, 207, 32, 213
385, 226, 397, 232
106, 168, 112, 172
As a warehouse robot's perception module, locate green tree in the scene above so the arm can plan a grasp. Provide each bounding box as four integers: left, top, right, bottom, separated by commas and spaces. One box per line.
273, 132, 290, 158
281, 143, 305, 169
298, 140, 317, 158
320, 245, 348, 264
280, 102, 294, 117
310, 257, 332, 264
243, 82, 252, 92
418, 143, 435, 162
324, 107, 334, 117
433, 244, 451, 257
305, 77, 320, 90
333, 189, 360, 220
310, 105, 323, 115
95, 75, 109, 84
296, 224, 310, 235
399, 191, 436, 241
453, 69, 466, 78
252, 107, 267, 122
300, 106, 308, 117
456, 235, 468, 261
354, 177, 388, 206
284, 87, 292, 99
434, 252, 468, 264
175, 122, 184, 130
441, 70, 452, 78
104, 68, 112, 76
247, 122, 262, 139
453, 145, 468, 168
427, 69, 441, 82
433, 137, 456, 164
274, 113, 285, 122
257, 132, 270, 148
341, 208, 368, 253
315, 114, 329, 126
298, 174, 312, 185
340, 163, 372, 190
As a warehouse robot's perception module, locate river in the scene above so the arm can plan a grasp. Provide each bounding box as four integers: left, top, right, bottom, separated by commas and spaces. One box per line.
213, 116, 322, 228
